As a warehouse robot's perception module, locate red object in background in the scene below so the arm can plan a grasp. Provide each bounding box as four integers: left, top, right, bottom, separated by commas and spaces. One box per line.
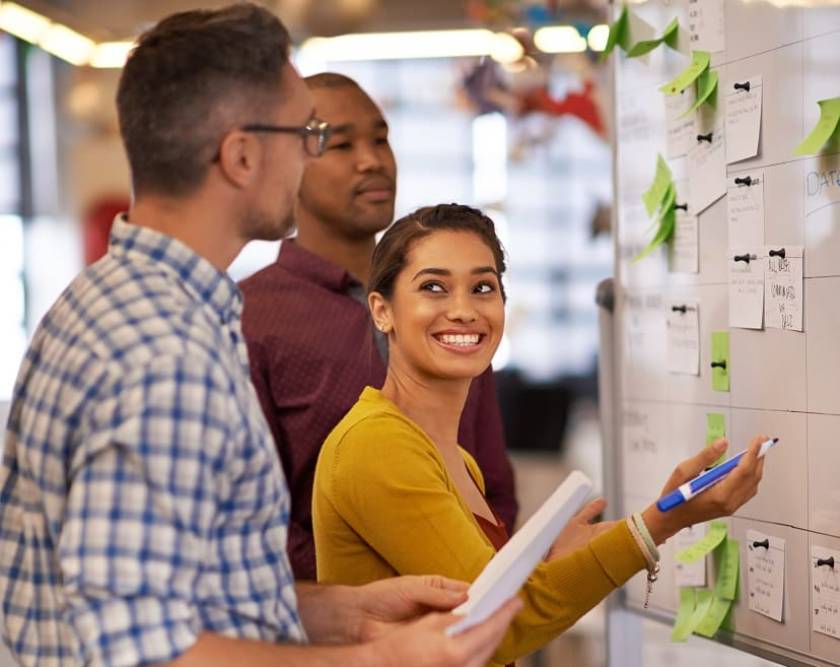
83, 196, 129, 265
519, 80, 605, 136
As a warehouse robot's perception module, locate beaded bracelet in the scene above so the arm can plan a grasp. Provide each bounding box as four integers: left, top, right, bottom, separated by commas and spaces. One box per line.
626, 514, 660, 608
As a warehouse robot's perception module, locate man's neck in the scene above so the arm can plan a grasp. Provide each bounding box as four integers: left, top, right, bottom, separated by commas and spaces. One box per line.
128, 194, 246, 272
295, 217, 377, 289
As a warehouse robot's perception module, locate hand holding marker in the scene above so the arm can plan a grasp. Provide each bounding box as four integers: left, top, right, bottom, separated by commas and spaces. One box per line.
656, 438, 779, 512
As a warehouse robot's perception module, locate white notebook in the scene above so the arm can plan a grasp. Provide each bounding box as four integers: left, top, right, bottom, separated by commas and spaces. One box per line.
447, 470, 593, 635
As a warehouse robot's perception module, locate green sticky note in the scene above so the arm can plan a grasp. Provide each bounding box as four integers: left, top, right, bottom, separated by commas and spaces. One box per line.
711, 331, 730, 392
660, 50, 711, 95
681, 68, 719, 117
694, 595, 733, 638
687, 589, 714, 634
626, 17, 680, 58
794, 97, 840, 156
633, 205, 676, 262
714, 538, 740, 601
642, 155, 673, 216
671, 587, 697, 642
706, 413, 726, 465
601, 5, 629, 58
676, 520, 727, 564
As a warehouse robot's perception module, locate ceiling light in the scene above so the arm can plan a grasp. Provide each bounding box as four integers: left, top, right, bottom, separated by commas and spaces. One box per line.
90, 41, 134, 68
39, 23, 95, 66
299, 29, 504, 61
0, 2, 50, 44
587, 24, 609, 52
489, 32, 524, 64
534, 26, 587, 53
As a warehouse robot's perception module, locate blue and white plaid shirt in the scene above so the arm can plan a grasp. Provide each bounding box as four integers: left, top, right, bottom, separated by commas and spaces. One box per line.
0, 218, 306, 666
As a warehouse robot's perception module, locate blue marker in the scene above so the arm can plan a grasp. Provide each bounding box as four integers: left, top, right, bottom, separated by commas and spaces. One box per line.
656, 438, 779, 512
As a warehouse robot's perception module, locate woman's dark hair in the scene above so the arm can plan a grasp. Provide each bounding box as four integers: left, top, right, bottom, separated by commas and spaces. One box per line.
369, 203, 507, 301
117, 3, 291, 198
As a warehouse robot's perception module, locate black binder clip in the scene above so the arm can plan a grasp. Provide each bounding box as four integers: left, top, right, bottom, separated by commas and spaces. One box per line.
733, 253, 755, 264
697, 132, 713, 143
769, 248, 786, 259
816, 556, 835, 569
710, 360, 727, 370
734, 81, 751, 92
674, 203, 688, 211
734, 176, 753, 186
752, 539, 770, 550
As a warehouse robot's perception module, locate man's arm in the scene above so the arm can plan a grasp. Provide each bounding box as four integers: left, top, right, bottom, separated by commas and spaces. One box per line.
459, 369, 518, 528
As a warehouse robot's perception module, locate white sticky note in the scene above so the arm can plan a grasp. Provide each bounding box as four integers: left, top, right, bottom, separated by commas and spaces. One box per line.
725, 76, 763, 164
764, 246, 804, 332
666, 89, 697, 159
727, 172, 765, 248
669, 208, 699, 274
688, 123, 727, 215
747, 529, 785, 622
666, 301, 700, 375
728, 249, 764, 330
675, 525, 707, 587
811, 546, 840, 639
688, 0, 725, 53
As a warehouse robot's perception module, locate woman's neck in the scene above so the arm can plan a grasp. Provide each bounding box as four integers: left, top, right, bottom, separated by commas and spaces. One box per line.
380, 368, 471, 450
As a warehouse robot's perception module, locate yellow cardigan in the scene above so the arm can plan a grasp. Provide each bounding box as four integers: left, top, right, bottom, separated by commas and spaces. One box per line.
313, 387, 646, 665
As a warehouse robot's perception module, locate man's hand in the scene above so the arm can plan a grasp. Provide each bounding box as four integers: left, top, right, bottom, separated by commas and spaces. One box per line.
351, 575, 470, 643
547, 498, 615, 561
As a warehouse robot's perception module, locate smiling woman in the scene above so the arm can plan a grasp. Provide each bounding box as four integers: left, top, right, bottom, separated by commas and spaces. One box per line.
311, 203, 767, 667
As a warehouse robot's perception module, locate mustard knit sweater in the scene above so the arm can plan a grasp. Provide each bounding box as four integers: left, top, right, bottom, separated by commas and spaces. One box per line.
313, 387, 646, 666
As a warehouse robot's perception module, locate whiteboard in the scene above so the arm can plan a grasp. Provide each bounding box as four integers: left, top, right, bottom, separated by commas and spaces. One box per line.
609, 1, 840, 665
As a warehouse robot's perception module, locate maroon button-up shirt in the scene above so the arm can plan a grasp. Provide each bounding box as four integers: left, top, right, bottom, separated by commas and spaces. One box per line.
240, 240, 518, 580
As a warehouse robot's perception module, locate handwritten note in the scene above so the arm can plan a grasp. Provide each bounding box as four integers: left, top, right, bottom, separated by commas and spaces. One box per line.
675, 525, 707, 587
688, 0, 725, 54
677, 521, 727, 564
728, 249, 764, 330
811, 546, 840, 639
714, 538, 740, 601
672, 588, 698, 642
711, 331, 730, 392
725, 76, 763, 164
669, 209, 699, 273
666, 89, 696, 159
747, 529, 785, 622
727, 172, 765, 248
764, 246, 803, 332
667, 302, 700, 375
688, 122, 727, 215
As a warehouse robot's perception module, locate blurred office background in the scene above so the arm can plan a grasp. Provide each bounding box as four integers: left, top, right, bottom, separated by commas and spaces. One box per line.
0, 1, 777, 664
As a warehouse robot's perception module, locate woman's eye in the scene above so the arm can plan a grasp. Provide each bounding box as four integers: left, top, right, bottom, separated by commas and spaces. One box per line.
474, 282, 496, 294
375, 137, 390, 146
420, 282, 445, 293
329, 142, 352, 151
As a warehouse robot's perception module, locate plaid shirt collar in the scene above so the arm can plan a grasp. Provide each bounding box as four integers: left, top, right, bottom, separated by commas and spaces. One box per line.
110, 215, 243, 323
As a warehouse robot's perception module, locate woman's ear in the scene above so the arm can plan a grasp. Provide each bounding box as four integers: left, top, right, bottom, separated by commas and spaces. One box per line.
368, 292, 393, 334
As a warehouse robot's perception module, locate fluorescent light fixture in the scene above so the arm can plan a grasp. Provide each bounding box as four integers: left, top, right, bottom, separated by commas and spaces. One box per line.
533, 25, 587, 53
39, 23, 95, 65
300, 29, 510, 61
0, 2, 50, 44
587, 24, 609, 52
90, 41, 134, 68
489, 32, 524, 64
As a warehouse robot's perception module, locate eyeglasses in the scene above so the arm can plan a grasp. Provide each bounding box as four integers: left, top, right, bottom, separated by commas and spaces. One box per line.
240, 117, 332, 158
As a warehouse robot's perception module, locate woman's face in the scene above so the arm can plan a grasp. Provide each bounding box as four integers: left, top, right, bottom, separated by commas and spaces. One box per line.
371, 229, 505, 382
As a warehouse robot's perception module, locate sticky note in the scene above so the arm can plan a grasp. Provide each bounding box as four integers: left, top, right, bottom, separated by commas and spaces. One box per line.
643, 155, 674, 216
661, 50, 710, 95
602, 5, 630, 58
669, 207, 699, 274
706, 413, 726, 465
676, 520, 727, 564
634, 206, 676, 262
671, 587, 697, 642
714, 538, 740, 601
626, 17, 680, 57
681, 68, 718, 117
694, 595, 733, 638
687, 589, 715, 634
711, 331, 729, 392
794, 97, 840, 156
675, 526, 707, 587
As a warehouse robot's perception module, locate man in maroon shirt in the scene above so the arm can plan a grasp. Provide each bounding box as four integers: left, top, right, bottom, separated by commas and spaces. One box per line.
240, 73, 518, 580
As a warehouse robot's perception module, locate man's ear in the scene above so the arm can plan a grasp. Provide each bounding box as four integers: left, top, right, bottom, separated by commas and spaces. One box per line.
368, 291, 393, 334
217, 130, 261, 189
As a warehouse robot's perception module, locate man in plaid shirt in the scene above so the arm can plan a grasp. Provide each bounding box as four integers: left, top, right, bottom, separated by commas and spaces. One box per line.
0, 4, 519, 666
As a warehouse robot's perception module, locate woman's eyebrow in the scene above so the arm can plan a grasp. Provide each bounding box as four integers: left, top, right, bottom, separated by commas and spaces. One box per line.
412, 266, 498, 281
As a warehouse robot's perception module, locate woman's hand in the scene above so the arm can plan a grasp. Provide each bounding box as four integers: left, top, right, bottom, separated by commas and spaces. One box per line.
546, 498, 616, 561
640, 435, 767, 545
